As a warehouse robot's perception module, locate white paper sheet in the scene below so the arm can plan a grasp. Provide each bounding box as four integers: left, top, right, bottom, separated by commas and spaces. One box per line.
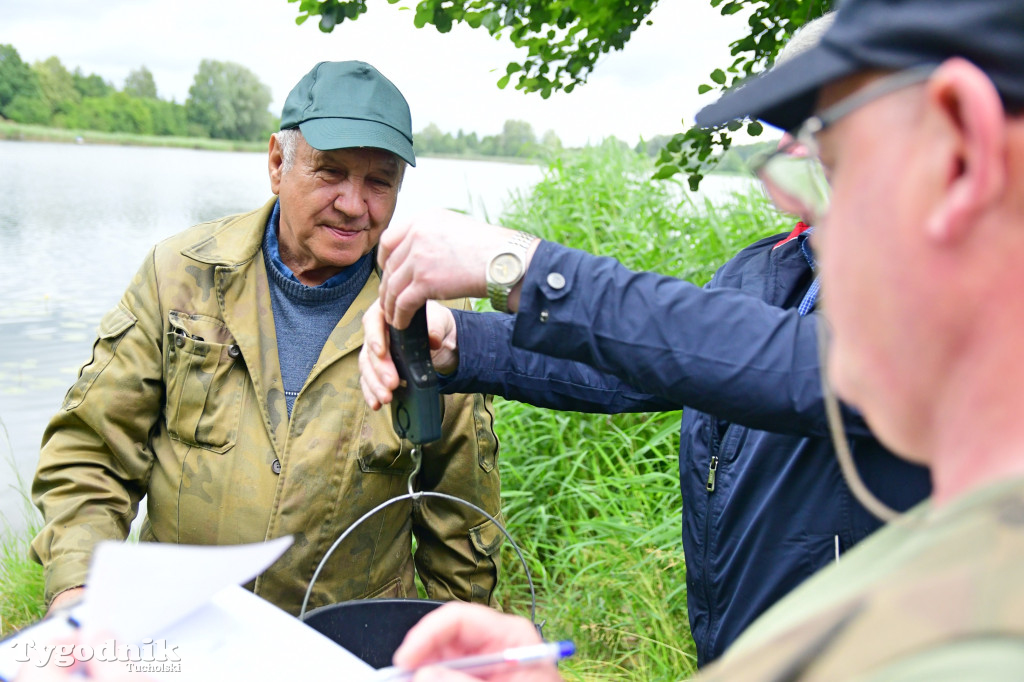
77, 535, 295, 642
0, 538, 376, 681
150, 584, 374, 681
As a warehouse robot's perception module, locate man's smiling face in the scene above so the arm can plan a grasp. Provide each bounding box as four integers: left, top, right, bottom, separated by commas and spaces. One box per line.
270, 133, 402, 286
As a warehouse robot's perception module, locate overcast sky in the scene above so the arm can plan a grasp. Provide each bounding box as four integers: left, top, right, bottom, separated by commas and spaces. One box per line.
2, 0, 752, 148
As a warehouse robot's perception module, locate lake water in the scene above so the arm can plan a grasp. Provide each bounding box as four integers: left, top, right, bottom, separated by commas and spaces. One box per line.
0, 139, 755, 537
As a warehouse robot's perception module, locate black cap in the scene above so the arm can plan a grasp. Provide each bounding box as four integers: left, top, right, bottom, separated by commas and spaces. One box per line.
696, 0, 1024, 132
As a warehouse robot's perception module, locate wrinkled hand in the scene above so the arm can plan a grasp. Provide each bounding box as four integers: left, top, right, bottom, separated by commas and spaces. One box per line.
392, 602, 562, 682
378, 209, 524, 330
360, 298, 459, 410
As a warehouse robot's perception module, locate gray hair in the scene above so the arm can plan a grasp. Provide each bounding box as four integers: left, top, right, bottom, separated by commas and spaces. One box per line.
275, 127, 303, 172
777, 12, 836, 65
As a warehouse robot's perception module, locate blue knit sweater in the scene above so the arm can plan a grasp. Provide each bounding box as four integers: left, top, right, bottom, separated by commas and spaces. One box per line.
262, 201, 374, 415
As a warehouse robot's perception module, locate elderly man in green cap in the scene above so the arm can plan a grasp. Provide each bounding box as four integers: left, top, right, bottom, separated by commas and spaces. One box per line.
30, 61, 502, 616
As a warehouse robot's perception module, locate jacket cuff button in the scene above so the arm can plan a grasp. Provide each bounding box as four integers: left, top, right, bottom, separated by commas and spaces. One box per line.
546, 272, 566, 289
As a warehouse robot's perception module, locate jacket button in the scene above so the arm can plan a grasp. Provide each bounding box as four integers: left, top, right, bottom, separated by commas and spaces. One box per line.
174, 335, 185, 348
546, 272, 566, 289
271, 459, 282, 475
228, 344, 241, 359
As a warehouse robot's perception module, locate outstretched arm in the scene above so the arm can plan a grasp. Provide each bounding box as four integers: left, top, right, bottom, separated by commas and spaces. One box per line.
507, 240, 872, 439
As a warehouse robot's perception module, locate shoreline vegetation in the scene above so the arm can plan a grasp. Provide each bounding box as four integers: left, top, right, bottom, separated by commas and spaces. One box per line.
0, 118, 267, 153
0, 119, 539, 164
0, 141, 787, 681
0, 120, 758, 172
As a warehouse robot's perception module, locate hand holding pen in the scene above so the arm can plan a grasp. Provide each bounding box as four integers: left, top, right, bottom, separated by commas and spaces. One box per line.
386, 602, 568, 682
373, 641, 574, 681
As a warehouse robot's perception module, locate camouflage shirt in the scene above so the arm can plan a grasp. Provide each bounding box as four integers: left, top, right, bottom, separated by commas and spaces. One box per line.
30, 198, 503, 614
696, 475, 1024, 681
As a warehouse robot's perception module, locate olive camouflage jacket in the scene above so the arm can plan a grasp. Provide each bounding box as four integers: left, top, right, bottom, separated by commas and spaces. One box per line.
30, 198, 503, 614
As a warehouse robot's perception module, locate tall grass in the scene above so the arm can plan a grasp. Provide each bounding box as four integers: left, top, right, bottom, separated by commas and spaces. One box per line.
0, 525, 45, 637
0, 417, 45, 637
489, 141, 792, 680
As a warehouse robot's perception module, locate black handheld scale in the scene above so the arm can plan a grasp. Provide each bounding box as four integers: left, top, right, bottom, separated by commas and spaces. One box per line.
389, 305, 443, 444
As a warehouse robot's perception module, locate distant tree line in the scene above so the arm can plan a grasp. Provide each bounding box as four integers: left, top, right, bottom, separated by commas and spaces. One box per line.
0, 42, 560, 159
0, 44, 277, 141
414, 119, 563, 159
0, 42, 764, 167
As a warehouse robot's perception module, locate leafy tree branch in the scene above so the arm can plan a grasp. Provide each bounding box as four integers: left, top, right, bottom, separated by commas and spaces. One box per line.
287, 0, 832, 188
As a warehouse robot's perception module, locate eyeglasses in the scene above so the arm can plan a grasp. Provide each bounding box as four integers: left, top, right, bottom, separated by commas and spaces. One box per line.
750, 64, 937, 225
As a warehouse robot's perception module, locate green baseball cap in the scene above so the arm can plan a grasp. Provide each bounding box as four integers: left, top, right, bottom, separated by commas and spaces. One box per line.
281, 61, 415, 166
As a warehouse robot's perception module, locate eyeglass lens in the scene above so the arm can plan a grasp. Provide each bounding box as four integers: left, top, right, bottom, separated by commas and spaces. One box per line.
757, 153, 830, 224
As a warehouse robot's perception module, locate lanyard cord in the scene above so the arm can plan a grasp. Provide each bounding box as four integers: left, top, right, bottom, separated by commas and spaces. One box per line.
815, 312, 900, 522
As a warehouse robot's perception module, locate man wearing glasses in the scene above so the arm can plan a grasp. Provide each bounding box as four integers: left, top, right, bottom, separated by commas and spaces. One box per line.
374, 0, 1024, 678
359, 12, 931, 666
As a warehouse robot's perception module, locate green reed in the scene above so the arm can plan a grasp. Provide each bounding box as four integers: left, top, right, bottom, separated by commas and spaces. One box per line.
489, 140, 792, 680
0, 416, 45, 637
0, 523, 45, 637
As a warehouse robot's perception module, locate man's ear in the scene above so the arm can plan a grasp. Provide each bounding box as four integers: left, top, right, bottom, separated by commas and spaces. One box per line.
268, 133, 284, 195
925, 57, 1007, 242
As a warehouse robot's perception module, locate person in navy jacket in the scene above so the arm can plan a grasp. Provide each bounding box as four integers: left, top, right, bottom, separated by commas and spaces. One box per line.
362, 212, 930, 664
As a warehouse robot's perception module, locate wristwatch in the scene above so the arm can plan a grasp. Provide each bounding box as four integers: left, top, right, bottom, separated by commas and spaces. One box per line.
485, 231, 537, 313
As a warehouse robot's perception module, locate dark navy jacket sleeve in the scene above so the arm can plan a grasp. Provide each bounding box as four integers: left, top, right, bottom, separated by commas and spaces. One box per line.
440, 310, 676, 414
500, 240, 872, 439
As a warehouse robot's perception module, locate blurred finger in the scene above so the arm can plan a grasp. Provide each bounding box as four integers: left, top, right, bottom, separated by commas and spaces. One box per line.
395, 603, 542, 668
358, 304, 398, 407
359, 373, 383, 410
362, 299, 391, 359
358, 347, 398, 407
379, 223, 418, 324
378, 216, 411, 271
412, 666, 486, 682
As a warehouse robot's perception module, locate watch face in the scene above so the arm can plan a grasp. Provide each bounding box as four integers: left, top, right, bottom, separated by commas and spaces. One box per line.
488, 252, 523, 285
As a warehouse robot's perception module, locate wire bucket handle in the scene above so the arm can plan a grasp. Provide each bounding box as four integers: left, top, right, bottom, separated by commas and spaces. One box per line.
299, 446, 539, 631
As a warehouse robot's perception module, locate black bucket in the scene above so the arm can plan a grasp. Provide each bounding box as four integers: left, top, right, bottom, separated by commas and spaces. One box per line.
302, 598, 445, 669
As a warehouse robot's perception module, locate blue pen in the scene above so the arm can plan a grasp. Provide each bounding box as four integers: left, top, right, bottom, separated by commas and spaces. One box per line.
372, 640, 575, 681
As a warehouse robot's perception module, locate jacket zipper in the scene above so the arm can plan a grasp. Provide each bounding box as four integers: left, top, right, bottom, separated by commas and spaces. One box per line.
706, 455, 719, 492
699, 420, 725, 663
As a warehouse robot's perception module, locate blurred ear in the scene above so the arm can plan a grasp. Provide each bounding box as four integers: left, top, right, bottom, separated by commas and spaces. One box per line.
925, 58, 1007, 243
268, 133, 284, 195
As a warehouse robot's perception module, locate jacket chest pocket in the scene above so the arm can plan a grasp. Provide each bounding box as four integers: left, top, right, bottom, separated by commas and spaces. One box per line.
358, 439, 417, 475
165, 312, 246, 453
357, 412, 417, 475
